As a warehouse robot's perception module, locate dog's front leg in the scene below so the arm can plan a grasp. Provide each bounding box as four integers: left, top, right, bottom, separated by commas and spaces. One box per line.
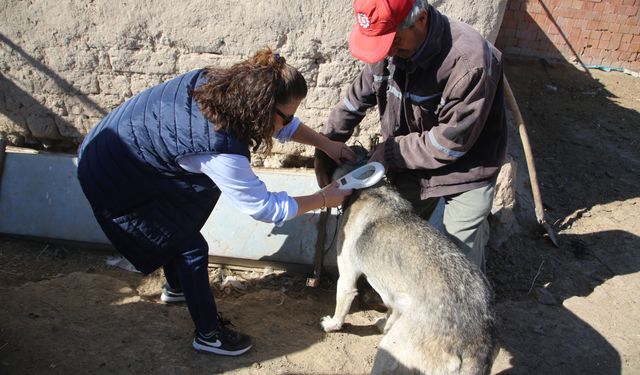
321, 259, 359, 332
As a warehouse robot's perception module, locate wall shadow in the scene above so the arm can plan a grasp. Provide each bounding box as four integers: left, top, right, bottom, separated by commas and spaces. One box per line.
0, 33, 106, 150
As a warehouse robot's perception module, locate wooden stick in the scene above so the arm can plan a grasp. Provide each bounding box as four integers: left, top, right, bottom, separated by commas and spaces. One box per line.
504, 76, 559, 247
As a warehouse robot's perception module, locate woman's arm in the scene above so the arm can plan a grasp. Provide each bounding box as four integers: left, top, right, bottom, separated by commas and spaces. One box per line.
178, 153, 350, 226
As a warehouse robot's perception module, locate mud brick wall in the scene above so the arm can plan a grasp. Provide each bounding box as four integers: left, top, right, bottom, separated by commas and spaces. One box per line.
496, 0, 640, 71
0, 0, 508, 159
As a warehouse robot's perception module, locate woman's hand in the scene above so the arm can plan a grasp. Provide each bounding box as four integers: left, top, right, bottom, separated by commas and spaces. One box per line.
293, 181, 352, 215
319, 181, 352, 208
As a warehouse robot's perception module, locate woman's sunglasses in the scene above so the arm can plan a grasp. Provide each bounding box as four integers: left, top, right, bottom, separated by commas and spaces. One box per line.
275, 108, 294, 126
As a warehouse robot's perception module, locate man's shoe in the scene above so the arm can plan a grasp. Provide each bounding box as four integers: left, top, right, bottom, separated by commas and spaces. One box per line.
160, 284, 186, 303
193, 326, 253, 356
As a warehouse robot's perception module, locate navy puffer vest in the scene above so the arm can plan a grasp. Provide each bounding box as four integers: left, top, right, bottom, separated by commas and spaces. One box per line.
77, 69, 249, 274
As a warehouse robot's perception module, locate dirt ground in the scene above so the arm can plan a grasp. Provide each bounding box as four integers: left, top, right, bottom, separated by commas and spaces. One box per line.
1, 57, 639, 374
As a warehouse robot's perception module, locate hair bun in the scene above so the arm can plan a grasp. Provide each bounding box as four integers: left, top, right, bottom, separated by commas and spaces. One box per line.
250, 47, 286, 67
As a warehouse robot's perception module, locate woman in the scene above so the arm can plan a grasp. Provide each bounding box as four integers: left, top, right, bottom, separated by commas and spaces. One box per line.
77, 48, 354, 356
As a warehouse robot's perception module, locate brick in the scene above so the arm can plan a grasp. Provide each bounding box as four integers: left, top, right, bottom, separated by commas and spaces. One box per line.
582, 1, 596, 10
588, 19, 600, 29
525, 38, 539, 49
529, 21, 542, 33
611, 33, 624, 43
604, 13, 619, 23
608, 38, 622, 49
553, 17, 566, 30
604, 2, 616, 13
511, 10, 525, 22
620, 24, 632, 33
532, 13, 545, 26
575, 18, 589, 28
546, 21, 559, 34
516, 28, 530, 39
573, 8, 587, 18
626, 15, 639, 24
556, 8, 572, 18
609, 50, 622, 60
623, 4, 638, 15
598, 38, 610, 49
602, 31, 613, 41
630, 43, 640, 52
569, 26, 582, 37
526, 2, 543, 14
621, 33, 634, 43
608, 23, 622, 33
585, 11, 600, 20
572, 0, 584, 9
593, 2, 606, 12
598, 47, 611, 59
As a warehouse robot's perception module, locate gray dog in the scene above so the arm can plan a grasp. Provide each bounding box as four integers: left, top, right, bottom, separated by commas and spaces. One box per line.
320, 148, 497, 375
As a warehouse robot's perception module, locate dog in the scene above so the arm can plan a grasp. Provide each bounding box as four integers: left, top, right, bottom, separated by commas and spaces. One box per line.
320, 147, 498, 375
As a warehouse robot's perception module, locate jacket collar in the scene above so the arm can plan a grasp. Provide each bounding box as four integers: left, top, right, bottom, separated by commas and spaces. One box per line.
391, 5, 445, 73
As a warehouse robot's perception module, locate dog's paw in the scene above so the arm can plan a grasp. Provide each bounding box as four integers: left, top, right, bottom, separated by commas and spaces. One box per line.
320, 315, 342, 332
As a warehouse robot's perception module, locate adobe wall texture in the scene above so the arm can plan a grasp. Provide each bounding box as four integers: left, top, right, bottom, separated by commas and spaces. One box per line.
0, 0, 507, 163
496, 0, 640, 72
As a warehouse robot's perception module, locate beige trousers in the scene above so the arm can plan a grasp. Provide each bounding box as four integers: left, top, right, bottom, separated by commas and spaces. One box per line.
394, 178, 495, 273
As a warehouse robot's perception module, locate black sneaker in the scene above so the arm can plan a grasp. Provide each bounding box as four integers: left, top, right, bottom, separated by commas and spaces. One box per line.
192, 319, 252, 356
160, 284, 186, 303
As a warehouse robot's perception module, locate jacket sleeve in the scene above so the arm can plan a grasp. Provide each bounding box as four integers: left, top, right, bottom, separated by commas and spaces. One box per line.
385, 63, 500, 170
321, 63, 379, 142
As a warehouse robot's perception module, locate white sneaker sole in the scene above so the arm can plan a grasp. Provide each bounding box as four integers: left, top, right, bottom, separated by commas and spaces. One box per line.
160, 293, 186, 303
192, 340, 253, 356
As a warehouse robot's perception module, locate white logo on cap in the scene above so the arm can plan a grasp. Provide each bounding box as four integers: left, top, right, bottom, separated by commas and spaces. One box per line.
357, 13, 371, 29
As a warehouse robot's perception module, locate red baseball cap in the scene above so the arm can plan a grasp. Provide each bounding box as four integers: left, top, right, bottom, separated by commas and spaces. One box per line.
348, 0, 414, 63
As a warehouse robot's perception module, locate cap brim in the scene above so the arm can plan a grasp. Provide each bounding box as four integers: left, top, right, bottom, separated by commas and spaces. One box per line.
348, 24, 396, 64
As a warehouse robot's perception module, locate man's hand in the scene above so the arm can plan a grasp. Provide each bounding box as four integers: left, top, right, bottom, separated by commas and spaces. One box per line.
368, 142, 387, 170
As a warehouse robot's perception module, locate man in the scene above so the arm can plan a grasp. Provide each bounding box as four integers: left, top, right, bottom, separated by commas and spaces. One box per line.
315, 0, 507, 272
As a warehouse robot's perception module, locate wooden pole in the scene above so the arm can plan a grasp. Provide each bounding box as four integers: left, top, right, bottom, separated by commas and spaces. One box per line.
504, 76, 560, 247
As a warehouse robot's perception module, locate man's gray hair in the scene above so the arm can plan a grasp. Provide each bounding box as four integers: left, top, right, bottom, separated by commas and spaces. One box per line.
398, 0, 429, 30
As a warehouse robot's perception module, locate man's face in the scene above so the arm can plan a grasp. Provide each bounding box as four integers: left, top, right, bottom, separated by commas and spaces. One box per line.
387, 10, 429, 60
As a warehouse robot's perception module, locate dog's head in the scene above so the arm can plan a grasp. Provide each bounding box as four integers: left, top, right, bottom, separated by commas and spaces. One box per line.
332, 145, 386, 209
331, 145, 370, 182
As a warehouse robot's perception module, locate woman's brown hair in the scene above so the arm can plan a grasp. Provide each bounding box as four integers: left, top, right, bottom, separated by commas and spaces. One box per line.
192, 47, 308, 153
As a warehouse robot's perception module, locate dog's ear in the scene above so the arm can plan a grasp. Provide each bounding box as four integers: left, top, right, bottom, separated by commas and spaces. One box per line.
332, 144, 372, 181
348, 144, 369, 163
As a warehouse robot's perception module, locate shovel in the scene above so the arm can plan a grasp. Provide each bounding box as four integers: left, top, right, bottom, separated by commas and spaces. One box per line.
504, 76, 560, 247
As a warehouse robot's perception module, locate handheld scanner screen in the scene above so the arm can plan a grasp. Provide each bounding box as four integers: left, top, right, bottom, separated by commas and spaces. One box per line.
337, 162, 385, 190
